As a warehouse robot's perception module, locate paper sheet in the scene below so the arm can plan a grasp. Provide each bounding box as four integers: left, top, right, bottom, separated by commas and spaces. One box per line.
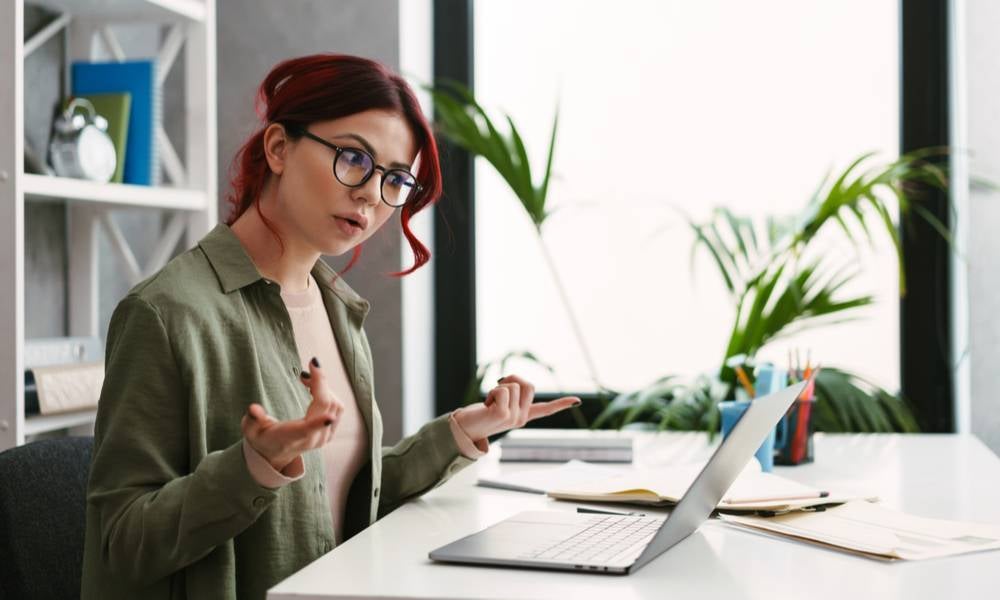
720, 500, 1000, 560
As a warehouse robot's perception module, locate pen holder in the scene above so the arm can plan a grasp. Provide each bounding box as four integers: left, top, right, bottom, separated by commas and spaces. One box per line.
718, 400, 776, 472
773, 397, 816, 465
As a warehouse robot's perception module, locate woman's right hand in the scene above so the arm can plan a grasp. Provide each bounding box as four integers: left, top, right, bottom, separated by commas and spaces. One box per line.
241, 357, 343, 472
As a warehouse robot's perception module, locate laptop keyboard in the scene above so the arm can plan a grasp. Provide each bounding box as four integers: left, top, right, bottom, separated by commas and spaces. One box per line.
520, 514, 665, 564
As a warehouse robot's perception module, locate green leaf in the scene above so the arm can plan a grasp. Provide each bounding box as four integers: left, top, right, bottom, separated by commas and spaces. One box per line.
538, 106, 560, 230
430, 80, 556, 229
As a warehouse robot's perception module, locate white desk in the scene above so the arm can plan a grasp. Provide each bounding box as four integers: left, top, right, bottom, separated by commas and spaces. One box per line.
268, 432, 1000, 600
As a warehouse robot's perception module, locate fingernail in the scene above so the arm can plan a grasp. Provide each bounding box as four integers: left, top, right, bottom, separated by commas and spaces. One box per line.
573, 400, 582, 406
497, 377, 505, 384
324, 419, 333, 427
311, 357, 321, 368
300, 370, 311, 379
246, 407, 257, 420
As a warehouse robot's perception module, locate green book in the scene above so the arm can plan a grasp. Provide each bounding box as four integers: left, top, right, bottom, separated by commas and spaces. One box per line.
64, 92, 131, 183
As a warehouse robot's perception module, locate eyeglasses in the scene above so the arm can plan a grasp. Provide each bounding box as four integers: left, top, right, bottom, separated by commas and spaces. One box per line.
292, 127, 422, 208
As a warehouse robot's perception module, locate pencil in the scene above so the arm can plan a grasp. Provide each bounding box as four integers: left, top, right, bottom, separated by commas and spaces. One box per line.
734, 365, 755, 398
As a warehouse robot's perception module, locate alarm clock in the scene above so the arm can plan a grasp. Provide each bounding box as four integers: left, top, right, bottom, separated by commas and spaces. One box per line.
49, 97, 117, 183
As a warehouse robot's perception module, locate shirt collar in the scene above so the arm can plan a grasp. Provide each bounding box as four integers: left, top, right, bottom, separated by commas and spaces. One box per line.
198, 224, 262, 293
198, 223, 371, 318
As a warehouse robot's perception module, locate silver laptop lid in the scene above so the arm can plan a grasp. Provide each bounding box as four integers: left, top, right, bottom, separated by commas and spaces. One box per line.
631, 379, 808, 570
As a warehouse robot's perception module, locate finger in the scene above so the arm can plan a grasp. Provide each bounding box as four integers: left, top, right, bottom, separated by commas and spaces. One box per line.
276, 413, 337, 446
240, 414, 255, 437
502, 383, 520, 425
489, 386, 511, 419
248, 403, 278, 427
500, 374, 535, 422
526, 396, 581, 421
308, 411, 337, 430
305, 357, 336, 407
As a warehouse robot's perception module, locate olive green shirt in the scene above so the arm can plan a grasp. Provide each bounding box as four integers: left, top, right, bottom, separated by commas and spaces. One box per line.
81, 224, 474, 599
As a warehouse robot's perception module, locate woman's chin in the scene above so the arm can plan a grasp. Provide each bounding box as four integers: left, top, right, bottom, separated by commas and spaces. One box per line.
318, 244, 355, 258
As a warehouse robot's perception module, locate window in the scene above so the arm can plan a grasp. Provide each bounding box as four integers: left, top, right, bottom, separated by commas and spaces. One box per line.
473, 0, 901, 394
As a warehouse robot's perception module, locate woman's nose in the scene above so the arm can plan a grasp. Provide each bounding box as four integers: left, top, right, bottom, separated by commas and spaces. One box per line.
352, 174, 381, 207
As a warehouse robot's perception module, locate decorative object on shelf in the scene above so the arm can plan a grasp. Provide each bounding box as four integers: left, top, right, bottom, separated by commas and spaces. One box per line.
62, 92, 132, 183
31, 362, 104, 415
48, 97, 117, 183
72, 59, 160, 186
24, 337, 104, 417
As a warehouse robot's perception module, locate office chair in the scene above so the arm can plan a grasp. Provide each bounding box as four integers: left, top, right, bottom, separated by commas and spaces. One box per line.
0, 436, 93, 600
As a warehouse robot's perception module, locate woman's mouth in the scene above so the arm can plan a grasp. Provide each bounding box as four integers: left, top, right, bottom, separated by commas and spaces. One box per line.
334, 216, 364, 236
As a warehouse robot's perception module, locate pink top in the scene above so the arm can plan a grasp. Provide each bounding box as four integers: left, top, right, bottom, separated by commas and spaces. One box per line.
243, 274, 486, 543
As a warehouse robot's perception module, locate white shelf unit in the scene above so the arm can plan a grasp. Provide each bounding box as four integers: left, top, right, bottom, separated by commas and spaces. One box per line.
1, 0, 218, 450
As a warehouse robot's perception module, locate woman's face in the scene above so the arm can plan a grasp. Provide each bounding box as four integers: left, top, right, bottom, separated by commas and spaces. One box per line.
267, 109, 418, 257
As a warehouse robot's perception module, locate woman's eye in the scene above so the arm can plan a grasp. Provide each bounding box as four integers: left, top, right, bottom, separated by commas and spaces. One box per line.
345, 151, 367, 166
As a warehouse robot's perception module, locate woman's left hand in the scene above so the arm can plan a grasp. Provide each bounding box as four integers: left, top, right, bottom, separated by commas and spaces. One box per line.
453, 374, 581, 441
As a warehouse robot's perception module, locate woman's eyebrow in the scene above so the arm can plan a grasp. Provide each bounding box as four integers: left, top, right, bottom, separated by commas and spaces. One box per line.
331, 133, 411, 170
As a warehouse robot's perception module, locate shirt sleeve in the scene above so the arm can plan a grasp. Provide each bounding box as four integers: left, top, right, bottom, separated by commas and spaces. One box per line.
86, 295, 289, 587
242, 439, 306, 488
448, 410, 489, 459
378, 413, 477, 518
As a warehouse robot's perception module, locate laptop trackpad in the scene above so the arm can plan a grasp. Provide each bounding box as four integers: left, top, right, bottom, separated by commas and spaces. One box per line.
433, 512, 589, 559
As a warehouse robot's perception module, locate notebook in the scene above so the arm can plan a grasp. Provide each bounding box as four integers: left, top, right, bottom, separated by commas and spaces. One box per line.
72, 60, 160, 186
546, 461, 871, 513
499, 436, 633, 463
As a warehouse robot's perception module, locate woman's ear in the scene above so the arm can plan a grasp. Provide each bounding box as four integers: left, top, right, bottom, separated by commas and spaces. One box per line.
263, 123, 290, 175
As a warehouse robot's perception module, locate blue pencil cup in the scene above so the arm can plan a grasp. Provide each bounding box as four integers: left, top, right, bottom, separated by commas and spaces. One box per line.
718, 400, 776, 472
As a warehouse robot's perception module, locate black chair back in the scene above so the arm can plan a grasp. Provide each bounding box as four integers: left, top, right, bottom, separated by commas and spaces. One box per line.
0, 436, 93, 600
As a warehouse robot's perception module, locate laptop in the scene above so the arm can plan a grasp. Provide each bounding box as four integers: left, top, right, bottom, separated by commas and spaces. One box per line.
429, 379, 809, 575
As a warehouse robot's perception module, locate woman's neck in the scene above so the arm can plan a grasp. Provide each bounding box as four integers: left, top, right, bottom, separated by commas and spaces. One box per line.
230, 186, 318, 294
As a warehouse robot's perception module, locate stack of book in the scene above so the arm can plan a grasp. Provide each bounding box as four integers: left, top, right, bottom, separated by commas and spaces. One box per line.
71, 59, 161, 186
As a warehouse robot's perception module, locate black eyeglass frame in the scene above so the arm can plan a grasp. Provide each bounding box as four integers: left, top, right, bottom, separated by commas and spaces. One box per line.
288, 125, 423, 208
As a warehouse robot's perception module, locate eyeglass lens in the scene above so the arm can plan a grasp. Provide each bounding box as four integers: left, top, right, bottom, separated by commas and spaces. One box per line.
333, 148, 418, 207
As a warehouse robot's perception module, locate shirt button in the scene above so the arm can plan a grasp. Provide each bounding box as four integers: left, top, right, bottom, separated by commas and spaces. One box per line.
252, 496, 266, 509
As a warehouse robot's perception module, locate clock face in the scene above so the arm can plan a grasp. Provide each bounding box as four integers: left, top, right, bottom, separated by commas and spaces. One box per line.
78, 126, 117, 183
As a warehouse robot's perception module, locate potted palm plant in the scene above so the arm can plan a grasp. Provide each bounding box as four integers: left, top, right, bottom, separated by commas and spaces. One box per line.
594, 151, 948, 433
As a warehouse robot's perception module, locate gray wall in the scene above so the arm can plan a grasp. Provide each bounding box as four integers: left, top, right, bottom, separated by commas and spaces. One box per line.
24, 8, 174, 341
217, 0, 406, 442
25, 1, 409, 443
24, 5, 70, 339
965, 0, 1000, 456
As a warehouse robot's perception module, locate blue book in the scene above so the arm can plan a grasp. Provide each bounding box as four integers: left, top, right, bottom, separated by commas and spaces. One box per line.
71, 60, 160, 186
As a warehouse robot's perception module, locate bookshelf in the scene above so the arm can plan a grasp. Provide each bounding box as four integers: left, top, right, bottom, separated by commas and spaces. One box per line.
0, 0, 218, 450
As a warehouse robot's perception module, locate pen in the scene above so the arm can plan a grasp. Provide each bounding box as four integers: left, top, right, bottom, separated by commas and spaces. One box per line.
723, 491, 829, 504
576, 507, 646, 517
734, 365, 755, 398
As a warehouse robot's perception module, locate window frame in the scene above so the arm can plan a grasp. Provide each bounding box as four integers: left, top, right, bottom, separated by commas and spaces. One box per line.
432, 0, 955, 431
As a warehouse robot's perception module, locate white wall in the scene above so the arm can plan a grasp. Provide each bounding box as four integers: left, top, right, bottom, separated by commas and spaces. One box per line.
399, 0, 436, 436
962, 0, 1000, 455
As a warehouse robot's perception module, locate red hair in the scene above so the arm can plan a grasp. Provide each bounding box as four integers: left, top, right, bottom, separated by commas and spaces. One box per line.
224, 54, 443, 276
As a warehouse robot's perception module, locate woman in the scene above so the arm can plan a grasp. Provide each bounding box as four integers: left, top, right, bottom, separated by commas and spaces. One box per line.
80, 54, 579, 599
